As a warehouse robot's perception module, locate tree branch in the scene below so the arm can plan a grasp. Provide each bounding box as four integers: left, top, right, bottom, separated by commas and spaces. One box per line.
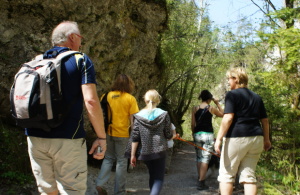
161, 64, 206, 95
251, 0, 281, 27
264, 0, 277, 11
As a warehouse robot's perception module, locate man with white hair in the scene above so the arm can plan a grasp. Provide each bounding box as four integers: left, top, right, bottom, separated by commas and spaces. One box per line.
26, 21, 107, 195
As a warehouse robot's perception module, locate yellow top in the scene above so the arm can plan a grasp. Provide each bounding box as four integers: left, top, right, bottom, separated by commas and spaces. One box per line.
101, 91, 139, 137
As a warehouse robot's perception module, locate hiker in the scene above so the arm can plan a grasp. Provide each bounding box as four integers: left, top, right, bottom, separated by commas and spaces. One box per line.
191, 89, 224, 190
125, 89, 174, 195
165, 123, 177, 174
214, 67, 271, 195
96, 74, 139, 195
26, 21, 107, 194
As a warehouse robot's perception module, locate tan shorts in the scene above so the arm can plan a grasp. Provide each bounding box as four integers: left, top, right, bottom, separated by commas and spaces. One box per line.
217, 136, 263, 183
27, 136, 87, 195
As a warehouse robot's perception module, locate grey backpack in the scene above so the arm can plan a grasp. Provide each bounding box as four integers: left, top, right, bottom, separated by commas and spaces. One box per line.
10, 51, 81, 131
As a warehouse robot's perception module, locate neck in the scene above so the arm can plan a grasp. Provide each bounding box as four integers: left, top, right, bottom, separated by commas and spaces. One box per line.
56, 42, 74, 50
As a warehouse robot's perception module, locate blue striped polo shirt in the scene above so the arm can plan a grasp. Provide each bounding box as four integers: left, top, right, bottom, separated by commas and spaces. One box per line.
25, 46, 97, 139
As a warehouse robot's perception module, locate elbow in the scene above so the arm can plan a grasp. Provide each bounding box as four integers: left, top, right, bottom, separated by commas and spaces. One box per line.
223, 114, 234, 123
84, 98, 99, 109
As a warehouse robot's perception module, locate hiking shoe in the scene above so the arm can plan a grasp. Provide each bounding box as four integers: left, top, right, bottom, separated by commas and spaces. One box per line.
96, 186, 108, 195
197, 180, 209, 190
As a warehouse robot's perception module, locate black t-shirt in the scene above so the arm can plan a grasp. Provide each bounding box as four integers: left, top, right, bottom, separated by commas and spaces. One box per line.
224, 88, 267, 137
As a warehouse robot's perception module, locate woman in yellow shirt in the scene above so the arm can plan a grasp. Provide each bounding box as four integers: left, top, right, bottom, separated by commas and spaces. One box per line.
96, 74, 139, 195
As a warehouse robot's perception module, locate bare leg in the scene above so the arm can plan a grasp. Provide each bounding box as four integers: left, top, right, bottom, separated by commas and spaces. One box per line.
199, 162, 209, 181
197, 162, 201, 179
219, 182, 233, 195
197, 162, 209, 190
243, 183, 257, 195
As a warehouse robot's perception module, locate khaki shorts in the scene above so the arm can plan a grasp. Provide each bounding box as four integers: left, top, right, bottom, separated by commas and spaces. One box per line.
217, 136, 263, 183
27, 136, 87, 195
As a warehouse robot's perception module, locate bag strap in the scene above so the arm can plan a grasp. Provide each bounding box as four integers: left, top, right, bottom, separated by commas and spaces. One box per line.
53, 51, 82, 61
196, 105, 210, 125
53, 51, 82, 125
103, 92, 113, 134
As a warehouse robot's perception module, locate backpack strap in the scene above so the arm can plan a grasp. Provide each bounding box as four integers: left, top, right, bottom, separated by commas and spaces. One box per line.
54, 51, 82, 61
54, 51, 82, 129
101, 92, 113, 134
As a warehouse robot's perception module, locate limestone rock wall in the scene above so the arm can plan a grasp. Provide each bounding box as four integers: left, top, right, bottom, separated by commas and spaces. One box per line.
0, 0, 167, 124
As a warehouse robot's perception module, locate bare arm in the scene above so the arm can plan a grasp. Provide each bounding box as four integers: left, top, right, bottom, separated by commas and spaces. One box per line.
131, 142, 139, 167
191, 106, 197, 133
171, 129, 177, 140
214, 113, 234, 154
261, 118, 271, 151
81, 83, 106, 159
210, 99, 224, 117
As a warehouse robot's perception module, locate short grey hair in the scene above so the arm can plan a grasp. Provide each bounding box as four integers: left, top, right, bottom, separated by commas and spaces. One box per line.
51, 21, 80, 46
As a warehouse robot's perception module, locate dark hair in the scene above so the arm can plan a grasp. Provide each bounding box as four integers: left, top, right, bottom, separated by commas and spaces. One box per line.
111, 74, 135, 93
198, 90, 213, 101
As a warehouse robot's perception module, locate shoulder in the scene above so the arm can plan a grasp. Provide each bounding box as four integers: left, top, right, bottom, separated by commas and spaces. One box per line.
225, 90, 238, 99
192, 105, 199, 112
152, 109, 168, 120
123, 92, 138, 102
76, 53, 92, 63
160, 110, 169, 119
123, 92, 136, 98
248, 89, 261, 98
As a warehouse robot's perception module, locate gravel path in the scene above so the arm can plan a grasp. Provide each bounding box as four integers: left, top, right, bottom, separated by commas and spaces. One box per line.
27, 142, 245, 195
86, 143, 243, 195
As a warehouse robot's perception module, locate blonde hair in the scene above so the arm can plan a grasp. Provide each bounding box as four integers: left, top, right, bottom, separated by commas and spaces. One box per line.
226, 67, 248, 88
144, 89, 161, 111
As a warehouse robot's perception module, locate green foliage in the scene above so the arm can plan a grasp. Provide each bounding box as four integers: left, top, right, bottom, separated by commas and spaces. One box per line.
270, 7, 300, 28
262, 182, 285, 195
1, 171, 33, 186
254, 6, 300, 194
159, 1, 300, 193
0, 120, 35, 190
159, 0, 229, 134
257, 164, 300, 194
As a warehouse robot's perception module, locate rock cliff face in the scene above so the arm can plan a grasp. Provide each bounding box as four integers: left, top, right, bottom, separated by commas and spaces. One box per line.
0, 0, 167, 124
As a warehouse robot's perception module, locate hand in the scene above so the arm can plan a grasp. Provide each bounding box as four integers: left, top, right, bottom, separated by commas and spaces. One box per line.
88, 138, 107, 160
131, 156, 137, 167
171, 133, 177, 140
174, 133, 180, 140
264, 139, 272, 151
213, 98, 219, 104
214, 139, 222, 154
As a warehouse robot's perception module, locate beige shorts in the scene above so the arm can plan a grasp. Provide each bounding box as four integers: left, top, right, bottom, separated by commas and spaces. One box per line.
217, 136, 263, 183
27, 136, 87, 195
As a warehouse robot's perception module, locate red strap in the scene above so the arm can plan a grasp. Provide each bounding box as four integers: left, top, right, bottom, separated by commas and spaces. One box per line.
175, 134, 220, 157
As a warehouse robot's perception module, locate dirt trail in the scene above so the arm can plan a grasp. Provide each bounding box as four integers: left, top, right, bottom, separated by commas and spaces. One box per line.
86, 143, 244, 195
